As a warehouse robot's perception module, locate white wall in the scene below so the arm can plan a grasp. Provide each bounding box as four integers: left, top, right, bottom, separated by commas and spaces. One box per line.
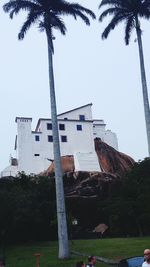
12, 105, 118, 175
93, 120, 118, 150
16, 118, 33, 174
16, 116, 95, 174
57, 103, 93, 120
0, 165, 18, 177
103, 130, 118, 150
36, 119, 95, 156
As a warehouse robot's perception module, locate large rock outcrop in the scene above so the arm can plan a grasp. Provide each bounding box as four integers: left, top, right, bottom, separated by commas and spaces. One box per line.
44, 155, 75, 176
44, 138, 134, 177
94, 138, 134, 176
43, 139, 135, 198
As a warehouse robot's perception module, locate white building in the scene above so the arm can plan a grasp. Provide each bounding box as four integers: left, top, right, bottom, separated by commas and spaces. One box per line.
1, 103, 118, 177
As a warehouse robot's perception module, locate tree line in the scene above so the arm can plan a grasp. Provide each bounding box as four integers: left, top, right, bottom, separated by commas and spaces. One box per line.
0, 158, 150, 248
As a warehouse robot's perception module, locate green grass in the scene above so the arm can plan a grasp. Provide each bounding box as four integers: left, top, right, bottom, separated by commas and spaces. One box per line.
2, 237, 150, 267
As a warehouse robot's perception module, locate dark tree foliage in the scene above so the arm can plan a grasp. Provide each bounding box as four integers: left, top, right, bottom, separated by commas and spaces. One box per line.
66, 158, 150, 238
0, 158, 150, 244
117, 158, 150, 236
0, 174, 57, 244
102, 158, 150, 237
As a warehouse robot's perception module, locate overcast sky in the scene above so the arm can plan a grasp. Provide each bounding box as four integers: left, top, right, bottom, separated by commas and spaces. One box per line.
0, 0, 150, 172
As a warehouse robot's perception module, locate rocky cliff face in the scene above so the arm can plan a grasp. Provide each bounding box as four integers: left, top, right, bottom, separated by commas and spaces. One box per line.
94, 138, 134, 176
43, 138, 135, 198
45, 138, 134, 177
44, 155, 75, 176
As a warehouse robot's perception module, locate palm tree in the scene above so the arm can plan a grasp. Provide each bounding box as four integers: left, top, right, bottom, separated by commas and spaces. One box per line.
3, 0, 95, 258
99, 0, 150, 157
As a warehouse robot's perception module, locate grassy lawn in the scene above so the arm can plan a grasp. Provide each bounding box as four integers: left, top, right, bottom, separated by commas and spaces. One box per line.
2, 237, 150, 267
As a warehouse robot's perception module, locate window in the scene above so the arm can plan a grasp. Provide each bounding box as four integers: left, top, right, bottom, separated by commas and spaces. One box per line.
35, 135, 40, 141
59, 124, 65, 130
79, 115, 85, 121
77, 124, 82, 131
47, 123, 52, 130
61, 135, 67, 142
34, 154, 40, 156
64, 118, 68, 120
48, 135, 53, 142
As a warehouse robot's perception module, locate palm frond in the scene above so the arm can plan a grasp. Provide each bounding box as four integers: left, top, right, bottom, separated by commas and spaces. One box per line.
9, 7, 19, 18
101, 12, 127, 39
3, 0, 40, 18
53, 2, 95, 25
144, 0, 150, 7
55, 4, 77, 20
138, 8, 150, 19
125, 16, 134, 44
57, 6, 91, 25
68, 3, 96, 19
18, 11, 40, 39
99, 7, 121, 21
3, 0, 21, 13
50, 0, 95, 19
99, 0, 122, 9
69, 9, 91, 25
43, 14, 67, 35
3, 0, 95, 40
53, 16, 66, 35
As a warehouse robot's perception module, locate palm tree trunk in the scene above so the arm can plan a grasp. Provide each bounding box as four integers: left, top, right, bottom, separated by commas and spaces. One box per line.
135, 17, 150, 157
46, 32, 69, 259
